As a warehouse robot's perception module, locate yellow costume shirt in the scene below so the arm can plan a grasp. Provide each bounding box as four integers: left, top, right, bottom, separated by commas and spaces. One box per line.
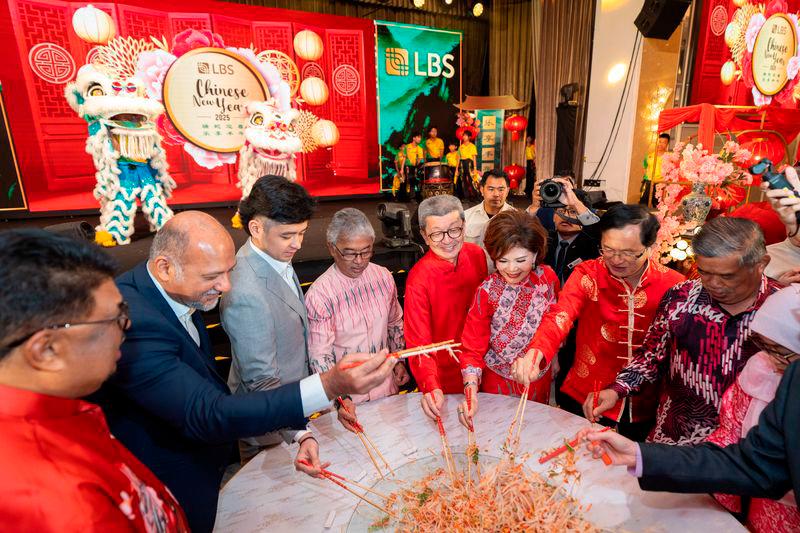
459, 142, 477, 160
425, 138, 444, 159
398, 143, 424, 166
643, 152, 664, 183
445, 151, 460, 168
525, 144, 536, 161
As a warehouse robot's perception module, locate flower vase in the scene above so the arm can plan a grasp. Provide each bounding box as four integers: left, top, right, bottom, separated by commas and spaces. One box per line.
681, 182, 712, 224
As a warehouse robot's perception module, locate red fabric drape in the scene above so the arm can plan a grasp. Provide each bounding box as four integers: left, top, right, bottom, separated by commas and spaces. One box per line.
658, 104, 800, 155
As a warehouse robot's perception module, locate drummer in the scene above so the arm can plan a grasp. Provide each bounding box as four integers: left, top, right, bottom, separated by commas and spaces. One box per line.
424, 127, 444, 162
395, 132, 424, 202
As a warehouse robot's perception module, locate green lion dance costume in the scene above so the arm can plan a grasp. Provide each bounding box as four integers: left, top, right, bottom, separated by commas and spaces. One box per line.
65, 37, 174, 246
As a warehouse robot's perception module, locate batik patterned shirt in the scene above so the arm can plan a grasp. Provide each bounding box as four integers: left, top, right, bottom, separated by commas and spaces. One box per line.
610, 276, 781, 444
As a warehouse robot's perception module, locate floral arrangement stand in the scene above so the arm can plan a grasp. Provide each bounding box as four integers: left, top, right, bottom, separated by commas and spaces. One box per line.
654, 140, 753, 263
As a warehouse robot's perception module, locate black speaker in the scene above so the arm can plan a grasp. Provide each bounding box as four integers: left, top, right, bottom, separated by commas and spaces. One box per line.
43, 221, 96, 242
634, 0, 691, 40
554, 103, 578, 176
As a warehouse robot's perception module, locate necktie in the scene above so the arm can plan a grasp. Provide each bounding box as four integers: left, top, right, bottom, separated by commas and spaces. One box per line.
181, 311, 201, 347
555, 241, 570, 284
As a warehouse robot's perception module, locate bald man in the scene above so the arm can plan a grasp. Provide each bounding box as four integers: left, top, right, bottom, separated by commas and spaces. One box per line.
91, 211, 396, 532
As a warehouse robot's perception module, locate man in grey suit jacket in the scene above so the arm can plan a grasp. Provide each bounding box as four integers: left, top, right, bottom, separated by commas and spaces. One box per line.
221, 175, 317, 462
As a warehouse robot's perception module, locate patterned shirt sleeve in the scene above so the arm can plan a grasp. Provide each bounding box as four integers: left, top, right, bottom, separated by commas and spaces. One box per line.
610, 285, 677, 397
305, 290, 337, 374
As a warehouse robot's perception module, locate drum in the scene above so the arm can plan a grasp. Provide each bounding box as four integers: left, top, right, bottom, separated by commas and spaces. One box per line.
422, 162, 454, 199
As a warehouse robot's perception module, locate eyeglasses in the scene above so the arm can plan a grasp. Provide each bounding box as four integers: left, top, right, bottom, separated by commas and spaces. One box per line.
426, 225, 464, 243
555, 207, 579, 219
2, 301, 131, 351
333, 244, 373, 262
599, 246, 648, 261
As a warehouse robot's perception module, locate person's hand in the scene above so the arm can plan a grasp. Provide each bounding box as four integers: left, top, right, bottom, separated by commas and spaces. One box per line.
760, 166, 800, 234
320, 350, 396, 400
511, 349, 544, 385
336, 398, 360, 433
420, 388, 444, 420
457, 383, 478, 430
775, 266, 800, 285
576, 428, 638, 467
582, 389, 619, 422
294, 437, 330, 478
553, 177, 589, 215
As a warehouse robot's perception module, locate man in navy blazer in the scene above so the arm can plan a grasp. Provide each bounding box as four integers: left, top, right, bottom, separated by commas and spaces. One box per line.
93, 211, 395, 532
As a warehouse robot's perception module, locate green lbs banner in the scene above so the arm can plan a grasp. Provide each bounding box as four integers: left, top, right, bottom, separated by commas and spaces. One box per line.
375, 21, 462, 191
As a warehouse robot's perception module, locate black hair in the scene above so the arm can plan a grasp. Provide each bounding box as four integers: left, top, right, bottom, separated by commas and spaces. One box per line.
239, 175, 317, 236
428, 126, 438, 133
598, 203, 660, 247
461, 130, 472, 139
480, 168, 510, 187
658, 133, 671, 142
412, 132, 422, 139
0, 229, 117, 359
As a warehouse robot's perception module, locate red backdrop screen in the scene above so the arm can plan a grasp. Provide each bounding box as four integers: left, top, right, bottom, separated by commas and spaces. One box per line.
0, 0, 379, 213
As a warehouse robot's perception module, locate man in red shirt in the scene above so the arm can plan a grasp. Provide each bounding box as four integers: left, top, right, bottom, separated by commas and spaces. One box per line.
513, 204, 684, 440
405, 194, 488, 419
0, 229, 188, 531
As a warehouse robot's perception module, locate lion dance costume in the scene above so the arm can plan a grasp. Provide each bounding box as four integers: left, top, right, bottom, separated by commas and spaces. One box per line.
232, 100, 303, 228
65, 38, 175, 246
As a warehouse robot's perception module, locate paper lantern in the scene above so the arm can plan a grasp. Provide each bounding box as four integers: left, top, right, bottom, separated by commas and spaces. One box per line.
293, 30, 323, 61
312, 119, 339, 147
720, 61, 737, 86
503, 114, 528, 141
724, 22, 740, 48
299, 76, 329, 106
503, 164, 525, 189
72, 5, 116, 44
741, 136, 786, 166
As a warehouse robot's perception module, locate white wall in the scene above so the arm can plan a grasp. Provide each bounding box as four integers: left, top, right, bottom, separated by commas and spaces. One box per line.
581, 0, 644, 202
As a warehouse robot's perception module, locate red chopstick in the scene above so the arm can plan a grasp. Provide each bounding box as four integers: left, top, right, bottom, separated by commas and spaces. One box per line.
538, 426, 611, 464
591, 381, 613, 466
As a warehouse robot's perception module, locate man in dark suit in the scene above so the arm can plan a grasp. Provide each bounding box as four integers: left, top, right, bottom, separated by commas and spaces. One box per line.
541, 181, 600, 406
582, 360, 800, 506
93, 211, 395, 532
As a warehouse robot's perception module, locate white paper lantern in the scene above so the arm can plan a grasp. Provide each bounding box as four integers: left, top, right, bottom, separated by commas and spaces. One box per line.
293, 30, 323, 61
720, 61, 737, 86
300, 77, 329, 106
312, 120, 339, 148
72, 5, 116, 45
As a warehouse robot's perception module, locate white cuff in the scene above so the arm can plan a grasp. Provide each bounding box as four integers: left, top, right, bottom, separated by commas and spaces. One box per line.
294, 429, 313, 444
300, 374, 330, 417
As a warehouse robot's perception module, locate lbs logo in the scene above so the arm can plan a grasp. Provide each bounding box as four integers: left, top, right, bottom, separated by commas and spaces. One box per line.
385, 47, 455, 79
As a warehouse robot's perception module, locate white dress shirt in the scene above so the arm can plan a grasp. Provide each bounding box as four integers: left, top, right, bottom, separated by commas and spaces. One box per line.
463, 201, 515, 246
146, 263, 329, 418
248, 239, 301, 299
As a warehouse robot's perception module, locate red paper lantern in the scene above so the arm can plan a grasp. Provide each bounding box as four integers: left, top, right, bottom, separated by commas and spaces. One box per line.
503, 114, 527, 141
456, 125, 479, 141
504, 164, 524, 189
741, 135, 786, 166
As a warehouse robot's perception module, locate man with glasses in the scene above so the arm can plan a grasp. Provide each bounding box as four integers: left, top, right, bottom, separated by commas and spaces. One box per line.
306, 208, 411, 430
405, 195, 488, 419
513, 204, 684, 440
591, 217, 780, 445
0, 229, 188, 530
221, 175, 318, 464
464, 168, 515, 249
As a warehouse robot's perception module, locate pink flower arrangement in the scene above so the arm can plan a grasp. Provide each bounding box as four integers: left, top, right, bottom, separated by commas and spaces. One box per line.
172, 29, 225, 57
654, 140, 753, 263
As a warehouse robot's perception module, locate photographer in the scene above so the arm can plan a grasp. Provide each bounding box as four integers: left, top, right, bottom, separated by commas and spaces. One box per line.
762, 166, 800, 285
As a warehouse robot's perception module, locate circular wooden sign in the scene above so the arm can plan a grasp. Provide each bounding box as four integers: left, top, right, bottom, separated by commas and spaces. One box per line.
163, 47, 268, 153
752, 13, 797, 96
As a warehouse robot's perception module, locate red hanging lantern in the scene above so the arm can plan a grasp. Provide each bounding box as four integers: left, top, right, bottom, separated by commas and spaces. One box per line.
503, 114, 527, 141
740, 135, 786, 166
503, 164, 524, 189
456, 125, 479, 141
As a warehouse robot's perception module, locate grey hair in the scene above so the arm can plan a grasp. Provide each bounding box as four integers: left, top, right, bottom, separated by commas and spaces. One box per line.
326, 208, 376, 245
693, 217, 766, 267
149, 223, 190, 263
418, 194, 464, 230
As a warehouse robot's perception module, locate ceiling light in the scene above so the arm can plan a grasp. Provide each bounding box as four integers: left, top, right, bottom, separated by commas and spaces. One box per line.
413, 0, 425, 7
444, 0, 454, 4
472, 1, 484, 16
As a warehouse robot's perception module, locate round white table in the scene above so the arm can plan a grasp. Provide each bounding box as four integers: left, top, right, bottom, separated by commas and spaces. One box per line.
213, 393, 744, 532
